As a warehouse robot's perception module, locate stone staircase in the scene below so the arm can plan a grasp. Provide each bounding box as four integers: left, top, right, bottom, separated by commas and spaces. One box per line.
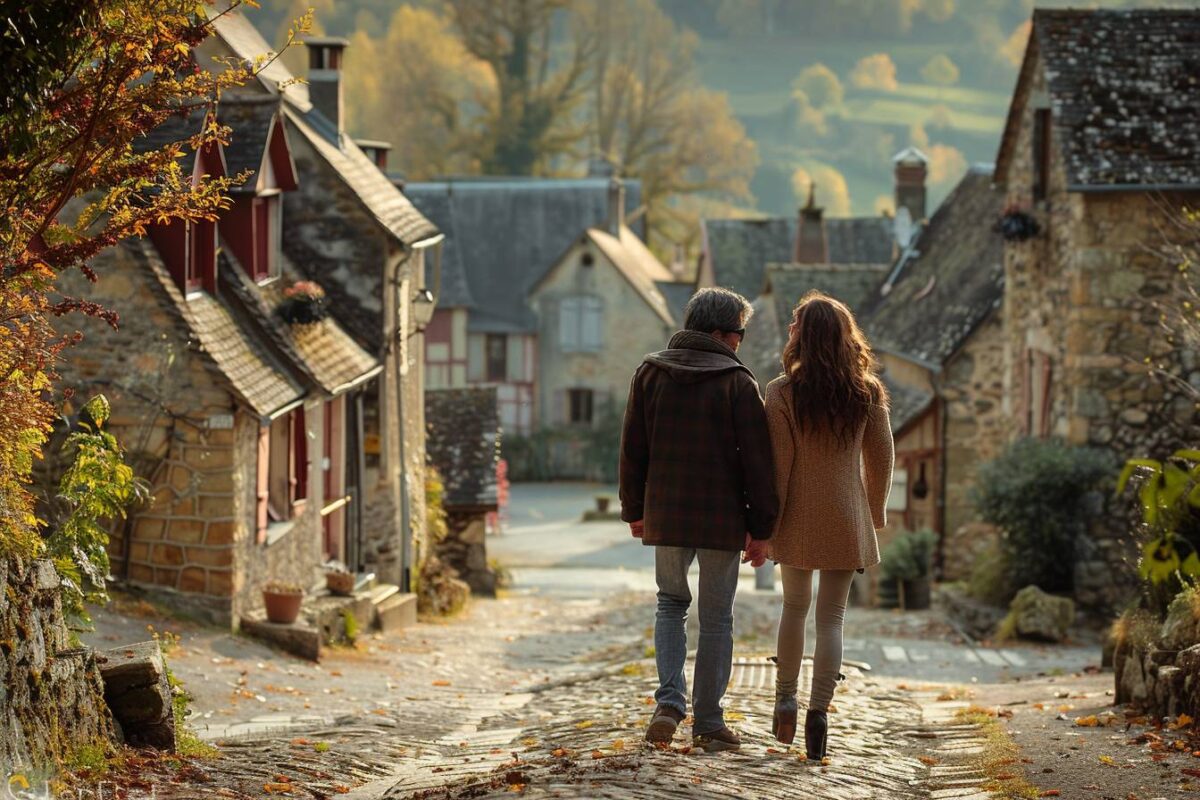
239, 573, 418, 660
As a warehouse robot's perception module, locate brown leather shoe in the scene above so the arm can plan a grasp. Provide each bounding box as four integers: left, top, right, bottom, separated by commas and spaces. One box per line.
645, 705, 685, 743
693, 726, 741, 753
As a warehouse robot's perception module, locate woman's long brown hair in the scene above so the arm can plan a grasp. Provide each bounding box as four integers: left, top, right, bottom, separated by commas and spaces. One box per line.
781, 291, 888, 445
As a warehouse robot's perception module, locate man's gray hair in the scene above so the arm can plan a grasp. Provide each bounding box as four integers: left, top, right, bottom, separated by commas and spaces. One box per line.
683, 287, 754, 333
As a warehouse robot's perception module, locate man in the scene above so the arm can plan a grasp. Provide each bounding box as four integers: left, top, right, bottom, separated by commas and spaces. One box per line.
619, 287, 778, 753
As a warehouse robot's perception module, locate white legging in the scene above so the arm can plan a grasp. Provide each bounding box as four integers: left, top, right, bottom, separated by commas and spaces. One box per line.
775, 567, 855, 712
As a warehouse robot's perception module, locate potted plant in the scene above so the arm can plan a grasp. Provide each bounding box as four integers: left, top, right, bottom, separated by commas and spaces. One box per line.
278, 280, 328, 325
594, 493, 614, 514
325, 567, 354, 596
262, 580, 305, 624
879, 529, 936, 610
994, 204, 1041, 242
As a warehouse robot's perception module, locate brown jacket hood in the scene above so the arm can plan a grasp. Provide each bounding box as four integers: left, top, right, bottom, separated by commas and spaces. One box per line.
643, 330, 753, 385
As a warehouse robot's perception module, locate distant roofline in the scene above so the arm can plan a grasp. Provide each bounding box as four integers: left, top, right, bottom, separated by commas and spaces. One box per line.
399, 175, 641, 190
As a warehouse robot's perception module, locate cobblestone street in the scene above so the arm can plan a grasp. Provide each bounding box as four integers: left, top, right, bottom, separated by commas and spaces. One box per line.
81, 484, 1106, 799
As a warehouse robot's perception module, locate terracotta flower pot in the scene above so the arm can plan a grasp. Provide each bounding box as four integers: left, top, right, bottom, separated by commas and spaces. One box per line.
263, 589, 304, 624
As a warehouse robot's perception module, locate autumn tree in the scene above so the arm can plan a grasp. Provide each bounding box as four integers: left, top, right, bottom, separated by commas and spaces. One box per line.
579, 0, 757, 250
792, 63, 843, 110
0, 1, 303, 560
343, 5, 492, 178
448, 0, 595, 174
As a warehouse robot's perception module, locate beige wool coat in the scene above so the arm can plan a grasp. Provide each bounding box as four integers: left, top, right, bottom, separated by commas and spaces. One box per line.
764, 376, 895, 571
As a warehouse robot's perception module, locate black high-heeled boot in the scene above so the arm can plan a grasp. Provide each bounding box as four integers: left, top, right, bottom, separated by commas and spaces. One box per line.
805, 709, 828, 760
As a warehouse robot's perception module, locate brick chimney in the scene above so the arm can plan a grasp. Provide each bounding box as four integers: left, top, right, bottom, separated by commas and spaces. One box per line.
606, 176, 625, 236
794, 182, 828, 264
356, 139, 391, 172
306, 36, 350, 140
893, 146, 929, 222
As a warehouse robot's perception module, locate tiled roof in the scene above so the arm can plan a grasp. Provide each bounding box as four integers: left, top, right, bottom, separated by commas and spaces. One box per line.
997, 9, 1200, 189
124, 240, 304, 418
211, 9, 438, 244
702, 216, 896, 300
403, 178, 644, 333
219, 249, 380, 396
425, 388, 501, 510
862, 167, 1004, 366
584, 226, 676, 327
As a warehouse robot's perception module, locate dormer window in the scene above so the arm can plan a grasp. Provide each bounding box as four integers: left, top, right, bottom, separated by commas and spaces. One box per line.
218, 106, 298, 283
148, 133, 223, 295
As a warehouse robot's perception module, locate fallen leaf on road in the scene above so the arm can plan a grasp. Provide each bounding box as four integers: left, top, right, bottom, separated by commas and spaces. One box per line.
611, 739, 625, 750
432, 680, 451, 687
1173, 714, 1196, 730
1076, 716, 1100, 727
591, 750, 604, 759
1182, 768, 1200, 778
575, 721, 594, 730
1039, 791, 1061, 797
918, 756, 938, 766
1098, 755, 1116, 766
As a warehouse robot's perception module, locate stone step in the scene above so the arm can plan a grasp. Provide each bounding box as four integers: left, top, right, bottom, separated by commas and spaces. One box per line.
239, 612, 322, 661
368, 582, 401, 607
375, 591, 418, 633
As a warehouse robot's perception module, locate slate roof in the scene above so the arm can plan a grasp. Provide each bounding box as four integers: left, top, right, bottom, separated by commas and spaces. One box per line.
403, 178, 644, 333
996, 9, 1200, 189
426, 388, 501, 510
216, 96, 290, 191
702, 216, 896, 300
656, 281, 695, 329
123, 240, 304, 418
219, 248, 380, 396
211, 10, 438, 244
885, 377, 934, 434
862, 166, 1004, 367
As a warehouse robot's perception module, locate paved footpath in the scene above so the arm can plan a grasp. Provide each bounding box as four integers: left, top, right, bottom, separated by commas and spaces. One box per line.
75, 484, 1104, 798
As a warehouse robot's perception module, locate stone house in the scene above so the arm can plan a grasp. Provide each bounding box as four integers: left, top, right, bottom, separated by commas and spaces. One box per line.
206, 13, 443, 593
403, 175, 647, 438
404, 174, 693, 479
425, 388, 501, 595
526, 186, 693, 478
860, 165, 1007, 581
58, 95, 387, 627
991, 8, 1200, 610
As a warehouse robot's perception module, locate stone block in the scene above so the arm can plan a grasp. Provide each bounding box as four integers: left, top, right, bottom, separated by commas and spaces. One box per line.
165, 519, 204, 545
207, 569, 233, 596
178, 567, 206, 594
205, 521, 237, 546
184, 546, 232, 568
1008, 585, 1075, 642
198, 495, 234, 518
129, 563, 154, 584
98, 641, 175, 751
30, 561, 59, 593
239, 613, 322, 661
152, 544, 185, 567
152, 567, 179, 588
134, 518, 165, 541
375, 591, 418, 633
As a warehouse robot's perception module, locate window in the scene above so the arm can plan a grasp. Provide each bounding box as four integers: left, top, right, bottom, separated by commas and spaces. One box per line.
887, 468, 909, 513
250, 196, 279, 281
1033, 108, 1051, 202
559, 296, 603, 353
486, 334, 507, 382
259, 408, 308, 538
568, 389, 594, 425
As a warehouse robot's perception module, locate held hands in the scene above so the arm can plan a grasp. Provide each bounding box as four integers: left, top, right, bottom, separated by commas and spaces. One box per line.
742, 533, 769, 568
630, 520, 645, 539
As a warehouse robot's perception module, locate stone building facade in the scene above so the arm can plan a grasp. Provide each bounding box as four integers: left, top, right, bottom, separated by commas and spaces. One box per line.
207, 13, 442, 591
993, 9, 1200, 610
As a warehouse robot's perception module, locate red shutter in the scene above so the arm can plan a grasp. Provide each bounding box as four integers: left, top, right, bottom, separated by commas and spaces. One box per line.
256, 425, 270, 543
254, 198, 270, 281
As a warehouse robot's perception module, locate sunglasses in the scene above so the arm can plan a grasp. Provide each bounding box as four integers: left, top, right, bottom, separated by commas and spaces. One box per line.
726, 328, 746, 341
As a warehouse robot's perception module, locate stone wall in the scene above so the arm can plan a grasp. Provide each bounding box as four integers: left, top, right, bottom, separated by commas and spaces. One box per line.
0, 559, 114, 775
939, 312, 1010, 581
438, 511, 496, 596
999, 48, 1200, 612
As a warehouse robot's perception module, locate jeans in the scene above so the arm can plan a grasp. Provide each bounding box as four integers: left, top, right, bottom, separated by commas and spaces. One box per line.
653, 546, 741, 735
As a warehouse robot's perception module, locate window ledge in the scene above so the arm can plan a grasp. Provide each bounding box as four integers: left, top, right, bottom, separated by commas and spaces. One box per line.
264, 520, 296, 546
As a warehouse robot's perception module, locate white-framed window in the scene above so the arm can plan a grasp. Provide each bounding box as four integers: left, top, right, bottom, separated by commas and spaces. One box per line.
559, 296, 603, 353
887, 467, 909, 513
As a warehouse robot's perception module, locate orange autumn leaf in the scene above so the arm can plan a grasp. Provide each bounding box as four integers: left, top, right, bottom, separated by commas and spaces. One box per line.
1040, 792, 1061, 798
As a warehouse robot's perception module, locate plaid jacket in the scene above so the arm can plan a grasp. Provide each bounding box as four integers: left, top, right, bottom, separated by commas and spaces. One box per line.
619, 331, 779, 551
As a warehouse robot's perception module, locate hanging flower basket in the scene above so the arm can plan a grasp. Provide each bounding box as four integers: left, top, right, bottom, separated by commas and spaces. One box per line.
994, 207, 1042, 242
278, 280, 328, 324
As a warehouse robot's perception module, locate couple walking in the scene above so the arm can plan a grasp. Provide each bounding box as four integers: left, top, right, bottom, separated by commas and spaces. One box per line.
618, 287, 894, 759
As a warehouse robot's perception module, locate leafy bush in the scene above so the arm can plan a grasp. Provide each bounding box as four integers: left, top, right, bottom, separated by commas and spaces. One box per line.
880, 529, 936, 582
44, 396, 148, 627
973, 438, 1115, 595
966, 540, 1015, 606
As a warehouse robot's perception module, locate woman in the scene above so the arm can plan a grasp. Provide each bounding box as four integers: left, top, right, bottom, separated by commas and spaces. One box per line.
765, 291, 894, 759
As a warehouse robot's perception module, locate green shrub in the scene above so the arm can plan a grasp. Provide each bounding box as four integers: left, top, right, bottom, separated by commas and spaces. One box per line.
966, 539, 1016, 606
972, 437, 1115, 595
880, 529, 936, 582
